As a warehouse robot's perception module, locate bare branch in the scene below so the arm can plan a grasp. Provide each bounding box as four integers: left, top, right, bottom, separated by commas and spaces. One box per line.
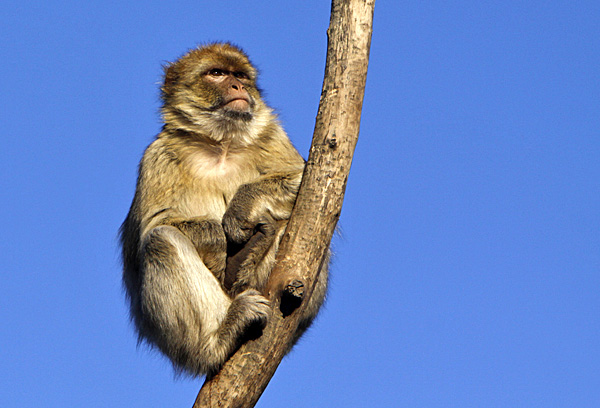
193, 1, 374, 406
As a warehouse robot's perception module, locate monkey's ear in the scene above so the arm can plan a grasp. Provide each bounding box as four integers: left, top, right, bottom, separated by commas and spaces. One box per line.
162, 62, 179, 97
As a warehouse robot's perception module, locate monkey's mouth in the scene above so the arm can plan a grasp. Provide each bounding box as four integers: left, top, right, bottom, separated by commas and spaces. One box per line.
224, 98, 251, 112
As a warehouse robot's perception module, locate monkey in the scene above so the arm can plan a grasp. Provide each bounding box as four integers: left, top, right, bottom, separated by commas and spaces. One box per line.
119, 43, 328, 377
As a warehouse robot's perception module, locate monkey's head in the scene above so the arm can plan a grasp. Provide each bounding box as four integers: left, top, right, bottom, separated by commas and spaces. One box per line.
161, 43, 272, 143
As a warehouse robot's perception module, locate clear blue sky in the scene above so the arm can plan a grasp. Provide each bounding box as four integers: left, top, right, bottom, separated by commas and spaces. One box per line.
2, 1, 599, 407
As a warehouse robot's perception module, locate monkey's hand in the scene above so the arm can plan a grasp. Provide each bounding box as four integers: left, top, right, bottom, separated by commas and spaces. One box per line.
222, 190, 275, 245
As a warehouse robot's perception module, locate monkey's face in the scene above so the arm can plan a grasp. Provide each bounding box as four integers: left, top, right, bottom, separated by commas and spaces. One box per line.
161, 44, 267, 139
194, 67, 257, 122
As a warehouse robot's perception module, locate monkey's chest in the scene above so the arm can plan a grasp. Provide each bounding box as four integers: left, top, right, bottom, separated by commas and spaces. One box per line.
180, 153, 260, 219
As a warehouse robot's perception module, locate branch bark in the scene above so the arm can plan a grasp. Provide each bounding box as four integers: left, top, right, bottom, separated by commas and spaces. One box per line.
193, 1, 374, 406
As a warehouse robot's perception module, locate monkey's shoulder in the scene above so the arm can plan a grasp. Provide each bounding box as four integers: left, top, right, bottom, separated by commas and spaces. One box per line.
142, 135, 183, 163
250, 126, 305, 169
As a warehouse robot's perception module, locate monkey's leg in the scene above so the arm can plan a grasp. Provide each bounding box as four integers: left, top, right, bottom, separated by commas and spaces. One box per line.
164, 217, 227, 284
226, 219, 327, 337
139, 225, 270, 375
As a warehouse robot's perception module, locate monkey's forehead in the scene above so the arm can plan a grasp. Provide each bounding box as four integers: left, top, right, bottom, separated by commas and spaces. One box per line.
175, 44, 258, 79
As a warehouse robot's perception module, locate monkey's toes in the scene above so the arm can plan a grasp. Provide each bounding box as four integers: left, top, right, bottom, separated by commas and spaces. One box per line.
236, 289, 271, 325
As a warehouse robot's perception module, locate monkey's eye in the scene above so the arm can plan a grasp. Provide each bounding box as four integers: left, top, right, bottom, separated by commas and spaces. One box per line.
233, 71, 249, 80
208, 69, 226, 76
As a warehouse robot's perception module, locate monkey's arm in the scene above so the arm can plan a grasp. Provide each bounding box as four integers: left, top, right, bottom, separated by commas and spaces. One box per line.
222, 135, 304, 293
222, 170, 301, 244
223, 131, 305, 244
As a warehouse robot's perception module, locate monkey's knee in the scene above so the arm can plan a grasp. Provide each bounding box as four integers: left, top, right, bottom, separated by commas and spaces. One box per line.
143, 225, 188, 251
139, 224, 232, 335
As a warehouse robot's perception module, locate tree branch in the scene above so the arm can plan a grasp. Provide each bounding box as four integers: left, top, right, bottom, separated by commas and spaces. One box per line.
193, 1, 374, 406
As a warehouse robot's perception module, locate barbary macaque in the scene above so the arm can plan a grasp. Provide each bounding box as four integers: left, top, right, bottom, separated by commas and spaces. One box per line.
120, 43, 327, 376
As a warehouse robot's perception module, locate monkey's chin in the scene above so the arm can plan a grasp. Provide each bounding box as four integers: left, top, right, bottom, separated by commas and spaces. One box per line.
222, 108, 253, 122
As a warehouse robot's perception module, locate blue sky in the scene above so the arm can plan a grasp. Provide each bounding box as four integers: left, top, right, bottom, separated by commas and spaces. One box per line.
2, 1, 599, 407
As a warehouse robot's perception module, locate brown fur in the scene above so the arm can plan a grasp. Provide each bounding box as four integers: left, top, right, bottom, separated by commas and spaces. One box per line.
120, 43, 327, 377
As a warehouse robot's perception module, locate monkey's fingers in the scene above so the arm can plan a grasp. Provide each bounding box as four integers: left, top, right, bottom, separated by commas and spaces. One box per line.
222, 213, 255, 244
